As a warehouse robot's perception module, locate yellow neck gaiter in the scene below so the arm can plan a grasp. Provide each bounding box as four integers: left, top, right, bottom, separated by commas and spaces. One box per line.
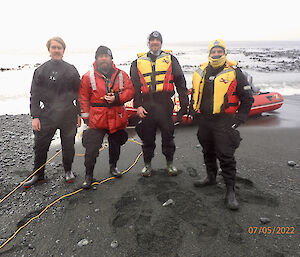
208, 55, 226, 68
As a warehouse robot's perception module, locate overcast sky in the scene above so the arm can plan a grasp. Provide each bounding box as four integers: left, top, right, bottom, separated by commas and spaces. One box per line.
1, 0, 300, 51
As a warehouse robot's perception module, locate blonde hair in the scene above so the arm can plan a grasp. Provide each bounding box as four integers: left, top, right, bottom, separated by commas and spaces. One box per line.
46, 37, 66, 50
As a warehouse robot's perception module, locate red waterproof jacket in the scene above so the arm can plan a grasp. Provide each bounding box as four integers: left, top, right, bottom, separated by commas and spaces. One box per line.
79, 62, 134, 133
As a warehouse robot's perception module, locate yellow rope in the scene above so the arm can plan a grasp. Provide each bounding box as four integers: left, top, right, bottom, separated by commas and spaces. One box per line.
0, 140, 142, 250
0, 150, 62, 205
0, 130, 98, 205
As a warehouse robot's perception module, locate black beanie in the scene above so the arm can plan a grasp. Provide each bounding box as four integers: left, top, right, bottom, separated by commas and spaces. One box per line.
95, 46, 113, 59
148, 31, 163, 43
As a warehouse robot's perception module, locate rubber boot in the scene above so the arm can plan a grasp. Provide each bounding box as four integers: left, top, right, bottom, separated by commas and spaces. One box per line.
23, 172, 45, 188
166, 161, 178, 176
141, 163, 152, 177
193, 173, 217, 187
109, 163, 122, 178
65, 170, 75, 183
225, 185, 239, 210
82, 170, 93, 189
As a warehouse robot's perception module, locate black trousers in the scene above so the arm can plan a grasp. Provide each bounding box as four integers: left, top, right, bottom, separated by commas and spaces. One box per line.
135, 100, 175, 163
82, 128, 128, 174
33, 117, 77, 174
196, 114, 242, 186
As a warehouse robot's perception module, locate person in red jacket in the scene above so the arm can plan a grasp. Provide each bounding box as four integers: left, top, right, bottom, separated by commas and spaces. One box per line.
79, 46, 135, 189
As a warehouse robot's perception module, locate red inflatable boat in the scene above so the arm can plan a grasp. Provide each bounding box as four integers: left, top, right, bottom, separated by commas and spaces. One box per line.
125, 91, 284, 125
248, 91, 283, 116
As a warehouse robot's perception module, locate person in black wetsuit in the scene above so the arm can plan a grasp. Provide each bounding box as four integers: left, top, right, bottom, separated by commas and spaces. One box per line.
23, 37, 81, 188
130, 31, 189, 177
191, 39, 254, 210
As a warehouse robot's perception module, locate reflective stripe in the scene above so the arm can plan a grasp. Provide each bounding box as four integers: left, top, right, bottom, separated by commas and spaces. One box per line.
138, 52, 169, 61
157, 53, 169, 59
119, 72, 123, 90
243, 85, 252, 90
139, 56, 151, 61
89, 69, 97, 90
195, 68, 204, 77
81, 112, 89, 118
217, 67, 235, 77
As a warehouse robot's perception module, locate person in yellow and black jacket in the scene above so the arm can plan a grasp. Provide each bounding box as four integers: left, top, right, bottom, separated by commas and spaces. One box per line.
130, 31, 188, 177
191, 39, 254, 210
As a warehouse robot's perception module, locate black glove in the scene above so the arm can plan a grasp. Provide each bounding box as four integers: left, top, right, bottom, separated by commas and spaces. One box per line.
231, 117, 243, 129
176, 106, 187, 123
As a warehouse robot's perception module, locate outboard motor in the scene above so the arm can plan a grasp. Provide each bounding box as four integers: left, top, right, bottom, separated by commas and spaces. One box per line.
243, 71, 260, 94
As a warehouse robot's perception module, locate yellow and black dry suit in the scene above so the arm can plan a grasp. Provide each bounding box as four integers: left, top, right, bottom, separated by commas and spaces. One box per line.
192, 61, 253, 186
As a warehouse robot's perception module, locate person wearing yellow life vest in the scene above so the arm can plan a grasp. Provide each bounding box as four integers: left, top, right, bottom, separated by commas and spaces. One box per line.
130, 31, 188, 177
191, 39, 254, 210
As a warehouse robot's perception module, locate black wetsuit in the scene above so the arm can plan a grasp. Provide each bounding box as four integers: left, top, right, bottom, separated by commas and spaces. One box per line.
30, 60, 80, 173
130, 52, 188, 163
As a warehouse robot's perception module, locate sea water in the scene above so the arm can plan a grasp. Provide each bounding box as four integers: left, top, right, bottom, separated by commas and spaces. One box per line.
0, 41, 299, 115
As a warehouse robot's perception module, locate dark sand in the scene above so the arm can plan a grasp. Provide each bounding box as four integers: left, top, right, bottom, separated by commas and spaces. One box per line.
0, 96, 300, 257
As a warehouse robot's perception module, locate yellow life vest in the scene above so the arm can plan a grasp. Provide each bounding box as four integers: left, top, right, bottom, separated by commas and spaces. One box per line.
136, 50, 174, 94
192, 60, 240, 114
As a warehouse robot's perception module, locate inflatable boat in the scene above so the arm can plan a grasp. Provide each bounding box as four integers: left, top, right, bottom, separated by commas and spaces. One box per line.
125, 72, 284, 125
125, 91, 284, 125
248, 91, 283, 116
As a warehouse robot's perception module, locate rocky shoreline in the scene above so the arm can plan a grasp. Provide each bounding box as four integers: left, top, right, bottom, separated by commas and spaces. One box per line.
2, 48, 300, 75
1, 100, 300, 256
0, 64, 40, 73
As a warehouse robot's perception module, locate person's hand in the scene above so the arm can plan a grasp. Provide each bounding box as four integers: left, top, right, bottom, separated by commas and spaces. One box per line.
77, 116, 82, 128
137, 106, 148, 118
104, 94, 116, 104
231, 117, 243, 129
32, 118, 41, 131
83, 118, 89, 126
176, 106, 187, 123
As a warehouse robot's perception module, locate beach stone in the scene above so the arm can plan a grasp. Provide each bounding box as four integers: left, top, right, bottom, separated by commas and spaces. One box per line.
162, 199, 175, 206
110, 240, 118, 248
260, 217, 271, 224
77, 239, 89, 247
287, 161, 297, 167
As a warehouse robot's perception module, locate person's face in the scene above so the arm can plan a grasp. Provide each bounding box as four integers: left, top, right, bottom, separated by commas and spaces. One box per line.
210, 47, 225, 58
149, 38, 162, 53
48, 40, 64, 61
96, 54, 113, 72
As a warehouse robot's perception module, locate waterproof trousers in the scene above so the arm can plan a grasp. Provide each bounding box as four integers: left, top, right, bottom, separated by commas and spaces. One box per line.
82, 128, 128, 174
196, 114, 242, 186
33, 117, 77, 174
135, 99, 175, 163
